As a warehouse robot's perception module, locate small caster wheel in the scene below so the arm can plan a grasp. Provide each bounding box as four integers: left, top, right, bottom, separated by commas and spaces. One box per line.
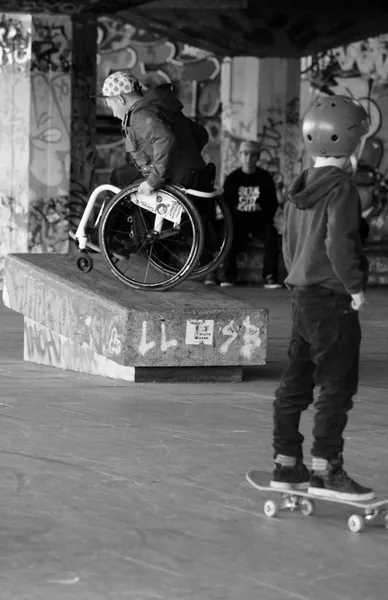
300, 498, 316, 516
264, 500, 279, 518
76, 253, 94, 273
348, 514, 365, 533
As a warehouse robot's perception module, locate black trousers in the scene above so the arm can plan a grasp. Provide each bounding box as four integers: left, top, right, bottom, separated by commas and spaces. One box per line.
110, 164, 142, 188
221, 212, 279, 281
273, 286, 361, 460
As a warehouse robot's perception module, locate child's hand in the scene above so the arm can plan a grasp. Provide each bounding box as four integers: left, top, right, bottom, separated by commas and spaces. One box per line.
351, 291, 367, 311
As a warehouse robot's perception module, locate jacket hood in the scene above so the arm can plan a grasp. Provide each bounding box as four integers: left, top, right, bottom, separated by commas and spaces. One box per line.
130, 85, 183, 123
289, 166, 351, 209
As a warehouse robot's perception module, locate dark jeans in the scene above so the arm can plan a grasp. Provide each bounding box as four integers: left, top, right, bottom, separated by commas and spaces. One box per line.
273, 286, 361, 460
221, 212, 279, 282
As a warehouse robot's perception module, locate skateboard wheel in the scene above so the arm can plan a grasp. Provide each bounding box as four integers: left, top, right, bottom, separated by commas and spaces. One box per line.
264, 500, 278, 518
76, 252, 94, 273
348, 514, 365, 533
300, 498, 316, 516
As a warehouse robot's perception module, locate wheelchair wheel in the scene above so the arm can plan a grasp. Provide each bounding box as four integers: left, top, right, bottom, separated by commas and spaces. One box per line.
98, 183, 205, 291
189, 193, 233, 279
145, 189, 233, 280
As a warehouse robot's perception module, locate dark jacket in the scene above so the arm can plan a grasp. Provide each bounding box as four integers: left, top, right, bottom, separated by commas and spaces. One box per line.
122, 85, 208, 189
283, 166, 368, 296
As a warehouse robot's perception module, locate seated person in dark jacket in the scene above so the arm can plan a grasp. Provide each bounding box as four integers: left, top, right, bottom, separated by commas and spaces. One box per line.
220, 140, 281, 289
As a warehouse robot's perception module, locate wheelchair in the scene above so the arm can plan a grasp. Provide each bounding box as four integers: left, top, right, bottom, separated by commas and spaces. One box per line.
70, 177, 233, 292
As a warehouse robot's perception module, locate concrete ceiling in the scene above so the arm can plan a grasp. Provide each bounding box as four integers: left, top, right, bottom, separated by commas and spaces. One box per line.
2, 0, 388, 57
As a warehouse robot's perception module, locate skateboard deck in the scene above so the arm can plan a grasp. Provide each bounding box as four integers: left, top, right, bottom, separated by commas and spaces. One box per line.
246, 470, 388, 533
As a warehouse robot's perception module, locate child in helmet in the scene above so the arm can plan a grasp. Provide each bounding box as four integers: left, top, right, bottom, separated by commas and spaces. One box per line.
247, 95, 374, 501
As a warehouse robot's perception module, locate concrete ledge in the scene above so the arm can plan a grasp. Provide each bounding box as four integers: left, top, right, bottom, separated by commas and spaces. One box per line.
4, 254, 268, 381
365, 244, 388, 286
23, 316, 243, 382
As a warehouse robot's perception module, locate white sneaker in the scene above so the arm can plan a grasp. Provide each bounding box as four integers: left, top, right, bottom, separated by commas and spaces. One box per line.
264, 276, 282, 289
204, 274, 217, 286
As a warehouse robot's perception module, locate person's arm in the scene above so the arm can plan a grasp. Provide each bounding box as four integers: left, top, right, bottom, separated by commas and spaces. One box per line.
261, 172, 279, 220
133, 109, 177, 189
326, 182, 366, 295
222, 172, 238, 209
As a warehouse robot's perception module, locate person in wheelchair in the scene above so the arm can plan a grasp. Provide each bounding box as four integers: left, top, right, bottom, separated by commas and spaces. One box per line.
98, 70, 219, 264
99, 71, 213, 195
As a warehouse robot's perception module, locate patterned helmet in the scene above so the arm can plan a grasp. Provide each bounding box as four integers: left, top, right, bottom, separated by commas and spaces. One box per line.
101, 71, 141, 97
302, 95, 370, 157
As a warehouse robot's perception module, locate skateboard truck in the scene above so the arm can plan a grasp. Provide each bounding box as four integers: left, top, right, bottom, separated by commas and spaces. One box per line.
247, 470, 388, 533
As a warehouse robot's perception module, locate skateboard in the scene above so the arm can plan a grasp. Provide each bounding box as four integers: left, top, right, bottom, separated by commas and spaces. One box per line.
246, 470, 388, 533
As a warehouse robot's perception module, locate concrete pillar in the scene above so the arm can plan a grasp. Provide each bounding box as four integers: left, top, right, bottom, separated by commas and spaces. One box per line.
0, 12, 97, 283
220, 56, 302, 198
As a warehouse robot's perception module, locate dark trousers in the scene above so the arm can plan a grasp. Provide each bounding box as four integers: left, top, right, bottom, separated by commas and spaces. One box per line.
222, 212, 279, 282
273, 286, 361, 460
110, 164, 142, 188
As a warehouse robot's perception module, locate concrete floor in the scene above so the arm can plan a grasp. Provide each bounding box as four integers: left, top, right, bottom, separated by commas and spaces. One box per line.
0, 286, 387, 600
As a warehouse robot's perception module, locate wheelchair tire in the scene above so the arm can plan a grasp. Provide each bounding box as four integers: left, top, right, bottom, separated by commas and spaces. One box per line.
98, 182, 205, 291
147, 191, 234, 280
189, 193, 233, 279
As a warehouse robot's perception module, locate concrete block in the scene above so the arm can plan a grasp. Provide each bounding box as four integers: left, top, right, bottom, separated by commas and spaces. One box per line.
4, 254, 269, 381
365, 244, 388, 286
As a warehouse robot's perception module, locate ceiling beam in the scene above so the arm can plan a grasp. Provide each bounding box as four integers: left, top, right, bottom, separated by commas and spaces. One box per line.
132, 0, 248, 9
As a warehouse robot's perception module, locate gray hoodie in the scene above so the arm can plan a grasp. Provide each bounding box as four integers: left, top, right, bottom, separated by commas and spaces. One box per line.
283, 166, 368, 295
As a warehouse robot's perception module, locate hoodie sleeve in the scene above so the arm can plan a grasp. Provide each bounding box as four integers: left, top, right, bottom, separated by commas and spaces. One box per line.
326, 182, 367, 294
133, 109, 177, 189
282, 201, 291, 272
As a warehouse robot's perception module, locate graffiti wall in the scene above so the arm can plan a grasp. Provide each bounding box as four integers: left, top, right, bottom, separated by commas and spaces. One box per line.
29, 15, 97, 253
0, 13, 33, 284
220, 56, 302, 219
29, 15, 72, 254
301, 35, 388, 242
95, 17, 222, 180
0, 13, 98, 284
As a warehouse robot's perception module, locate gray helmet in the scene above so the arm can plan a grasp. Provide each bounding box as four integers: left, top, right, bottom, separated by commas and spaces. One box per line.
302, 95, 370, 157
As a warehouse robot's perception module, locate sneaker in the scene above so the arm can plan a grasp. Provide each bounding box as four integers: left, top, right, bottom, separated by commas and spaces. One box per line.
264, 275, 282, 289
308, 456, 375, 501
220, 281, 235, 288
204, 273, 218, 286
270, 460, 310, 490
